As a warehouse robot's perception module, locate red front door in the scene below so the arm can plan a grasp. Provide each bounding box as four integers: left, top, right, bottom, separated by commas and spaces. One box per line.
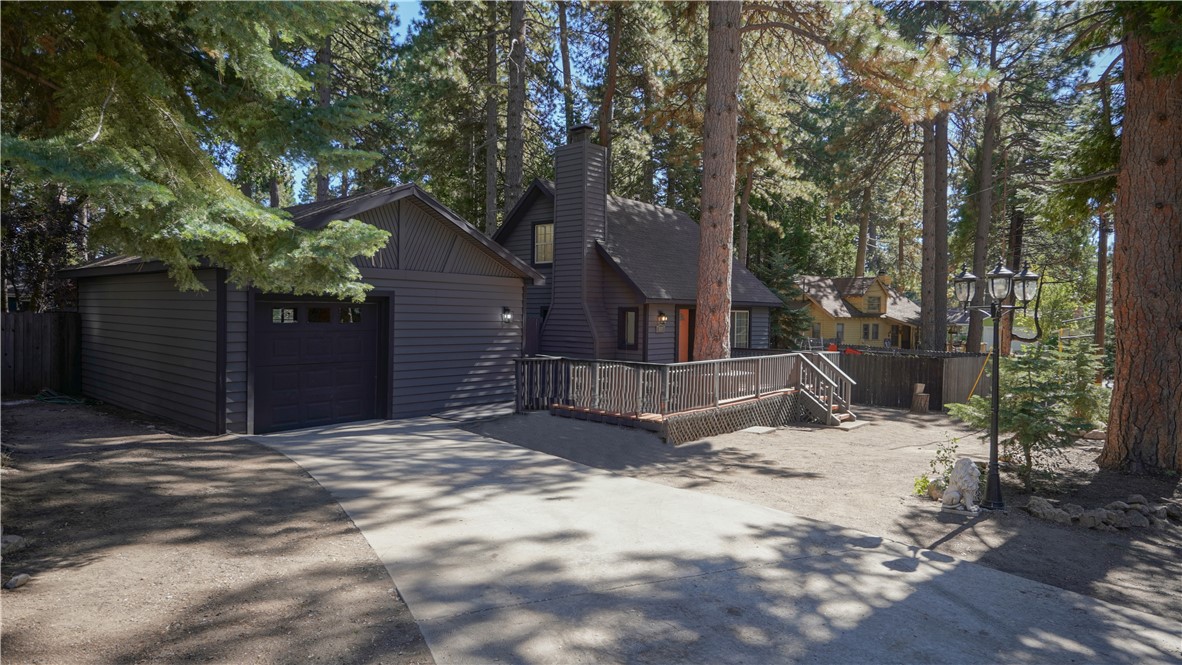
677, 307, 695, 362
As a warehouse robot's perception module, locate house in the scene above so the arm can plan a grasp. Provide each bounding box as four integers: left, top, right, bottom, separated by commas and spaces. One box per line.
796, 271, 921, 349
61, 184, 543, 434
492, 124, 782, 363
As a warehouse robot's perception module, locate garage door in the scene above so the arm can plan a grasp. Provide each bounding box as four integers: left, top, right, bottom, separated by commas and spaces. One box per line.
254, 300, 381, 433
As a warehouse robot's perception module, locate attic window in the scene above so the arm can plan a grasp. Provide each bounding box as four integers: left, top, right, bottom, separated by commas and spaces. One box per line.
867, 296, 881, 312
534, 223, 554, 264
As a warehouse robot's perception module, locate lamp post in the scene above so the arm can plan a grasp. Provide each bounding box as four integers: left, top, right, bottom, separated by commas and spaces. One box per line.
953, 260, 1040, 511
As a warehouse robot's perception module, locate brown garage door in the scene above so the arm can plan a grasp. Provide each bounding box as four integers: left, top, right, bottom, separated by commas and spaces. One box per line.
254, 300, 380, 433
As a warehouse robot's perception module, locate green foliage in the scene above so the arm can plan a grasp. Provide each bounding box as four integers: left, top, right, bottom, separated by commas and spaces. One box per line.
913, 475, 931, 497
928, 438, 962, 485
1120, 2, 1182, 75
947, 343, 1101, 489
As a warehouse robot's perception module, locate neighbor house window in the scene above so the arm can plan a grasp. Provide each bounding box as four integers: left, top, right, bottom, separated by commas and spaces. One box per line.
867, 296, 881, 312
835, 323, 845, 342
731, 310, 750, 349
618, 307, 638, 349
871, 324, 880, 340
307, 307, 332, 323
271, 307, 297, 324
534, 223, 554, 264
811, 323, 821, 339
862, 323, 870, 340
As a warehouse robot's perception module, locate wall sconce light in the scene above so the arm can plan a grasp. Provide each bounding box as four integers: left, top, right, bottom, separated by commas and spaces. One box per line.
656, 310, 669, 332
501, 306, 513, 325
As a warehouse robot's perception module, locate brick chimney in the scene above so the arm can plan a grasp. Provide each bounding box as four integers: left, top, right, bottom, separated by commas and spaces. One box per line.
539, 124, 611, 357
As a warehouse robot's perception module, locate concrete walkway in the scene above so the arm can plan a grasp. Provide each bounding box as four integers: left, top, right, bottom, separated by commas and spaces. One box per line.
250, 419, 1180, 664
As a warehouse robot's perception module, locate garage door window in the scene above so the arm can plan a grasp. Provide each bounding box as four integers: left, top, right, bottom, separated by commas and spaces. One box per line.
307, 307, 332, 323
340, 307, 363, 324
271, 307, 297, 324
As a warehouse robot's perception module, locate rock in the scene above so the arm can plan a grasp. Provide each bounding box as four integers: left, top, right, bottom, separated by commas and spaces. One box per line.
1148, 516, 1167, 530
1126, 494, 1147, 506
1025, 496, 1057, 519
1166, 504, 1182, 522
1136, 504, 1152, 515
1152, 505, 1168, 520
1063, 503, 1085, 518
1108, 511, 1132, 529
1095, 523, 1118, 533
1126, 511, 1151, 528
1105, 501, 1129, 512
1050, 509, 1073, 525
927, 481, 945, 501
1078, 510, 1103, 529
1, 535, 27, 556
3, 573, 30, 590
1084, 429, 1106, 440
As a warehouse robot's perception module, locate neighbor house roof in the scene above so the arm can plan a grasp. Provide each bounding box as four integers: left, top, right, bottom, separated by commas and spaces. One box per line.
64, 185, 543, 284
796, 274, 921, 325
495, 179, 782, 307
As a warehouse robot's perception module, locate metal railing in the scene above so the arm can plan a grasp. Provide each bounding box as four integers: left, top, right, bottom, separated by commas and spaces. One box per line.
514, 353, 803, 416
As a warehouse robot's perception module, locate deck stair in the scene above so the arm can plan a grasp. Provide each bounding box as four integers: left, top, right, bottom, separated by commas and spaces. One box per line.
794, 352, 857, 426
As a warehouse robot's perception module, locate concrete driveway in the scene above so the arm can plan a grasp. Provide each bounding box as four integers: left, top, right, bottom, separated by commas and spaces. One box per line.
250, 419, 1180, 664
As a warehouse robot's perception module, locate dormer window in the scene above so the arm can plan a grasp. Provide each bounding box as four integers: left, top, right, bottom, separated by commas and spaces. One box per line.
867, 295, 881, 312
534, 223, 554, 264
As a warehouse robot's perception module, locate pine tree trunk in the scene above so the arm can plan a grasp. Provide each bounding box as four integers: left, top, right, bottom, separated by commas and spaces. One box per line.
269, 176, 280, 208
999, 209, 1024, 356
737, 164, 753, 267
558, 1, 575, 133
968, 83, 997, 353
599, 3, 623, 175
504, 0, 526, 212
484, 0, 499, 233
241, 182, 253, 199
1098, 34, 1181, 474
920, 119, 936, 350
854, 183, 872, 278
934, 112, 950, 351
315, 35, 333, 202
1093, 208, 1108, 351
693, 0, 742, 362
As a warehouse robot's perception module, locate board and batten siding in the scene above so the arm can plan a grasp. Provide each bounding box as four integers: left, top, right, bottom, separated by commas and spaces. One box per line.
78, 270, 220, 431
224, 287, 249, 433
363, 268, 523, 417
499, 195, 555, 319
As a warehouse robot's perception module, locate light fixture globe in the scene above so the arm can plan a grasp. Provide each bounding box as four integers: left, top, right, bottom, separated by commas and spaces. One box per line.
986, 260, 1014, 302
1013, 261, 1040, 305
953, 264, 977, 307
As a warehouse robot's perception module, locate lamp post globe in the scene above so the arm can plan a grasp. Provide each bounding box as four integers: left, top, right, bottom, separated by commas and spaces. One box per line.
953, 264, 977, 308
1013, 261, 1040, 305
985, 260, 1015, 302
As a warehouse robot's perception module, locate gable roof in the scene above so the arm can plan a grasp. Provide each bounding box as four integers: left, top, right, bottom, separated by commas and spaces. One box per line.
494, 178, 782, 307
64, 185, 543, 284
797, 274, 920, 325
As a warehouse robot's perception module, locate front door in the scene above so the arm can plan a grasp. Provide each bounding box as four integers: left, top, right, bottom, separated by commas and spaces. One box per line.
677, 307, 695, 362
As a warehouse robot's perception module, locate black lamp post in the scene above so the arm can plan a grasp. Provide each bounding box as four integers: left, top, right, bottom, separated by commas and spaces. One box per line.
953, 260, 1040, 511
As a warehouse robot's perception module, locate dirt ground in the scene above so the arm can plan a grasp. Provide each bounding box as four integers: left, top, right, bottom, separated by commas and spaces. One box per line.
0, 400, 432, 665
463, 406, 1182, 621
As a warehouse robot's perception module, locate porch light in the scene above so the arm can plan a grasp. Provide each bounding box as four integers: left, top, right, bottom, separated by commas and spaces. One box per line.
1012, 261, 1040, 306
986, 260, 1015, 302
656, 310, 669, 332
501, 307, 513, 325
953, 264, 977, 307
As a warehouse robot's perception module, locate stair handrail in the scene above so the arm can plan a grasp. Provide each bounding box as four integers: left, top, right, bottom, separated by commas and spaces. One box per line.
806, 351, 854, 412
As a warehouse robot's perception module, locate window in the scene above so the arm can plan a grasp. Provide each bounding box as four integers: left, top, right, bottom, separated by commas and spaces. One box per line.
835, 323, 845, 342
862, 323, 870, 340
731, 310, 750, 349
271, 307, 297, 324
811, 323, 821, 339
618, 307, 638, 349
534, 223, 554, 264
307, 307, 332, 323
867, 295, 881, 312
872, 323, 880, 340
340, 307, 362, 324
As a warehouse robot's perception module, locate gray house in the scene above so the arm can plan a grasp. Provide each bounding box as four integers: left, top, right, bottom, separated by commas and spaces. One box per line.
492, 125, 782, 363
63, 184, 542, 434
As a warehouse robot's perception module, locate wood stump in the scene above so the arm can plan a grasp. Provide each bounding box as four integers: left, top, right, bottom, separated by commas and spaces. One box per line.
911, 393, 930, 413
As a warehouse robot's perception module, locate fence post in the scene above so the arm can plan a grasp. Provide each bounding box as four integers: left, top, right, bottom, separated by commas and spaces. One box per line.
635, 365, 642, 414
592, 361, 601, 409
714, 362, 721, 407
662, 365, 671, 414
755, 358, 762, 398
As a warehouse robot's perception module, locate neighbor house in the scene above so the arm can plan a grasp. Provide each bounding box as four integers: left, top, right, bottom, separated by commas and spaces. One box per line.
61, 185, 542, 434
796, 272, 921, 349
492, 124, 782, 363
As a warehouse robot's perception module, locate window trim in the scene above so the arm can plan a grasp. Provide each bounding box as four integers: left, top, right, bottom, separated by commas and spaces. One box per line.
533, 223, 554, 265
730, 308, 751, 349
617, 307, 639, 350
867, 295, 882, 312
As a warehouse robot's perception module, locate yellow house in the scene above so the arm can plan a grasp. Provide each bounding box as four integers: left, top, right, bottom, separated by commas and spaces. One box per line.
796, 272, 921, 349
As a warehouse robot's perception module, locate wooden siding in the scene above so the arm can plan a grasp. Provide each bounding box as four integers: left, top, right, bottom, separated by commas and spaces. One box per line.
79, 270, 219, 431
499, 195, 555, 319
362, 268, 523, 417
2, 312, 81, 395
646, 306, 676, 363
803, 301, 914, 348
599, 256, 644, 361
541, 141, 610, 358
751, 307, 770, 349
224, 287, 249, 433
355, 199, 520, 278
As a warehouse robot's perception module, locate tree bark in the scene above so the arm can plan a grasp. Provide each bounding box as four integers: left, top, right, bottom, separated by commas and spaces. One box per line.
854, 183, 872, 278
484, 0, 499, 233
694, 0, 742, 362
558, 0, 575, 133
968, 81, 998, 353
1098, 33, 1181, 474
315, 35, 333, 202
504, 0, 526, 212
999, 208, 1024, 356
933, 112, 949, 351
920, 119, 936, 350
737, 164, 753, 267
599, 2, 623, 185
269, 176, 280, 208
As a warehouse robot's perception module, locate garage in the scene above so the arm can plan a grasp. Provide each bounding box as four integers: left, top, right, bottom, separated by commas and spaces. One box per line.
252, 299, 383, 433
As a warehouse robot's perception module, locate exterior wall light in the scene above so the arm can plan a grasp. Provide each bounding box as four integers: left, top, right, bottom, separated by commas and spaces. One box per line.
501, 307, 513, 325
656, 310, 669, 332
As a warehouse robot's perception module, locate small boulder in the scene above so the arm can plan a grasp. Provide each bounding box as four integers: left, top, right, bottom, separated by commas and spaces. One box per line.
1105, 501, 1129, 512
3, 573, 30, 590
1126, 494, 1148, 506
1148, 516, 1167, 530
1166, 504, 1182, 522
1063, 503, 1085, 518
1152, 505, 1168, 520
1078, 510, 1103, 529
1126, 511, 1151, 528
1025, 496, 1057, 520
1084, 429, 1106, 441
927, 481, 945, 501
1109, 511, 1132, 529
1096, 523, 1118, 533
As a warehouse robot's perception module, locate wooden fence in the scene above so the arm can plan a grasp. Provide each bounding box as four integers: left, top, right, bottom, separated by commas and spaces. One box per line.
835, 351, 990, 410
2, 312, 82, 395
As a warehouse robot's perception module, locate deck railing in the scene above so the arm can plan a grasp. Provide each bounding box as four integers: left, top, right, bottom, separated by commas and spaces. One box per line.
514, 353, 802, 416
